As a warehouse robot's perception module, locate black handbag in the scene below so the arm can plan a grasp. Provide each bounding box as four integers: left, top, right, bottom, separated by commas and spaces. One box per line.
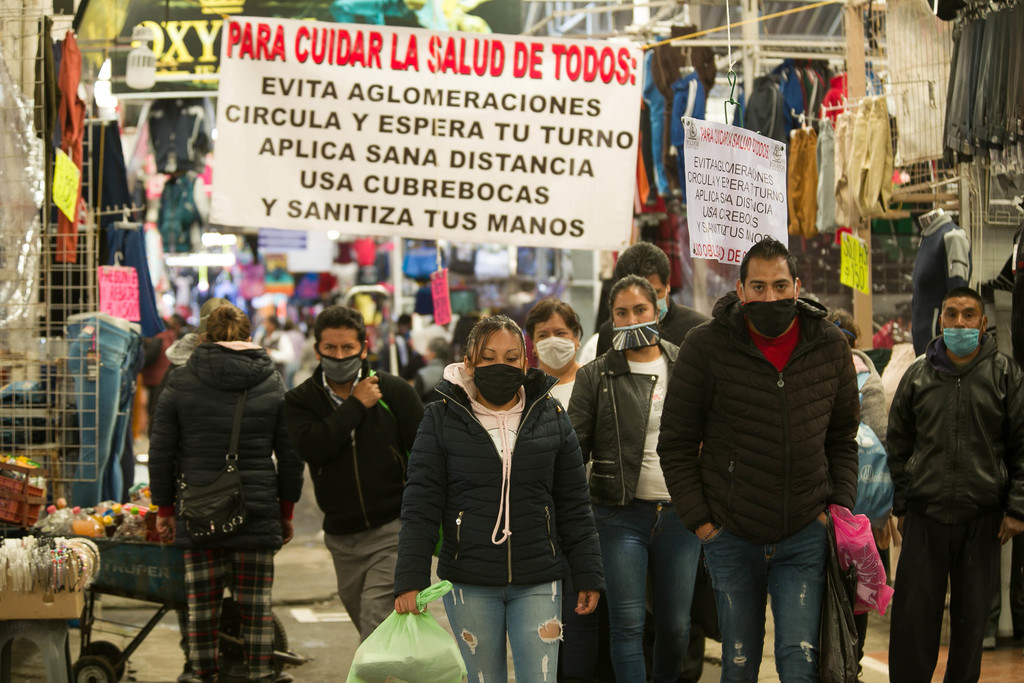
176, 389, 248, 542
818, 508, 860, 683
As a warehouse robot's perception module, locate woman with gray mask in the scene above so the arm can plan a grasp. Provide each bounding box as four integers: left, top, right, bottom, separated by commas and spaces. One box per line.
568, 274, 702, 683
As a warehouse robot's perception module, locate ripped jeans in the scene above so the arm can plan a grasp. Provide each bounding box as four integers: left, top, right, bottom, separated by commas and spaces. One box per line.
701, 519, 827, 682
444, 580, 562, 683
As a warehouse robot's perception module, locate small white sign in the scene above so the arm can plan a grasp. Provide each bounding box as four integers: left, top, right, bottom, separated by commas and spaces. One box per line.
682, 118, 788, 265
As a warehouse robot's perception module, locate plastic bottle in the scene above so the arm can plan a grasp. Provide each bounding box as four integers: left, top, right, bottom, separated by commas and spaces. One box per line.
113, 506, 146, 539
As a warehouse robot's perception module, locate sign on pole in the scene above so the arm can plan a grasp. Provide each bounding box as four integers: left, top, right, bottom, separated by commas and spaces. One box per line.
682, 118, 788, 265
211, 17, 642, 250
840, 232, 870, 294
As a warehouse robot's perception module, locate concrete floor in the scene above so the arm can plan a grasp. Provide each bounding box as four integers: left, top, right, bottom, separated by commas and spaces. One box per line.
7, 470, 1024, 681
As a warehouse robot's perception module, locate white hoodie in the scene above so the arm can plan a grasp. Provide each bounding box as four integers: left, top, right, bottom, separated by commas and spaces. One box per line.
442, 362, 526, 546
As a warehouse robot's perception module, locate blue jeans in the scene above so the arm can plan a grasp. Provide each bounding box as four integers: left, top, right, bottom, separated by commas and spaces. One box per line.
642, 50, 670, 197
594, 500, 701, 683
66, 315, 141, 506
444, 580, 562, 683
702, 519, 828, 682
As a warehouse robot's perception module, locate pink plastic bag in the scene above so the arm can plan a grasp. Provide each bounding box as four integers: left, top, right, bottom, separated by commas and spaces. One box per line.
828, 504, 894, 615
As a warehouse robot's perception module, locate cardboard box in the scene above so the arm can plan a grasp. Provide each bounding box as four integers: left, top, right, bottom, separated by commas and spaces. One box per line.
0, 587, 84, 619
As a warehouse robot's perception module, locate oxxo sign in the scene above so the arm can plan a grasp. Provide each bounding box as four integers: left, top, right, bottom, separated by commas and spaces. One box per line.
135, 20, 223, 74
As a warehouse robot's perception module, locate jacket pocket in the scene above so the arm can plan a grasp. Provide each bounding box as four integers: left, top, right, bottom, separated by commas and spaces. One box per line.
454, 510, 464, 560
544, 506, 556, 557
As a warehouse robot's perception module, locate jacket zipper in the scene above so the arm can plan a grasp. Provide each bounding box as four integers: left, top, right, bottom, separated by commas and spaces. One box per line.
778, 371, 791, 538
950, 377, 961, 516
544, 506, 556, 557
350, 431, 371, 529
435, 387, 549, 584
727, 459, 736, 510
454, 510, 464, 559
607, 376, 626, 505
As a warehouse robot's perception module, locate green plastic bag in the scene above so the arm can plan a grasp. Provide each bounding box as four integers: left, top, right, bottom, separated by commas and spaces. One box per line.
346, 580, 467, 683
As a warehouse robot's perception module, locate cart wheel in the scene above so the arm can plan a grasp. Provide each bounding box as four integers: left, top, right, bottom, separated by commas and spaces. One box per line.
219, 597, 288, 680
73, 655, 118, 683
82, 640, 125, 680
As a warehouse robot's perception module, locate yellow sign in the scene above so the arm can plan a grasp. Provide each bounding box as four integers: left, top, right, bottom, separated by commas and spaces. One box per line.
840, 232, 870, 294
53, 149, 80, 221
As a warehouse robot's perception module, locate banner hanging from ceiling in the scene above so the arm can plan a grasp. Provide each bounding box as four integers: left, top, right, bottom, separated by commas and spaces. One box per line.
80, 0, 522, 96
682, 118, 788, 265
209, 17, 642, 250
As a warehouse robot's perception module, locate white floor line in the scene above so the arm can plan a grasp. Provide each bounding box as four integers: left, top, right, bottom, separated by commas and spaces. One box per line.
861, 655, 890, 674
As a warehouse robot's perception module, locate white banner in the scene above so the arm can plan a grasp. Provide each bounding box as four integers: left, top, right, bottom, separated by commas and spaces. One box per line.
211, 17, 642, 250
682, 118, 788, 265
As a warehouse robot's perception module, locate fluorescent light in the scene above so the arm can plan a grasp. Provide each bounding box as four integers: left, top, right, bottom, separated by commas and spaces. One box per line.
165, 253, 236, 267
201, 232, 239, 247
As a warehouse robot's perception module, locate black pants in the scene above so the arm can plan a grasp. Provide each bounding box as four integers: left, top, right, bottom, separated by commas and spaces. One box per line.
889, 511, 1002, 683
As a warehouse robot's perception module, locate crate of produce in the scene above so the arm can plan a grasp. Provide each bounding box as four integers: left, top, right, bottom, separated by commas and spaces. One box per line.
0, 459, 47, 527
90, 539, 187, 606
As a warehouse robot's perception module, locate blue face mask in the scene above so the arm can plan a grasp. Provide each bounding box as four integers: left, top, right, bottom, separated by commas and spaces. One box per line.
943, 327, 981, 357
657, 296, 669, 321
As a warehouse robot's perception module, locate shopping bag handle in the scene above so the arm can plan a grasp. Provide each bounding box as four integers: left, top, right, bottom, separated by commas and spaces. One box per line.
416, 580, 453, 612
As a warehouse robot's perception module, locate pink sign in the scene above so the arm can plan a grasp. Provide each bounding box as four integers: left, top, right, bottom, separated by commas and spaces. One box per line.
98, 266, 141, 321
431, 268, 452, 326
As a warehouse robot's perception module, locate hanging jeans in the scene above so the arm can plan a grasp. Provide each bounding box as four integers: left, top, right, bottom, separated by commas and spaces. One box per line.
67, 315, 141, 506
642, 51, 671, 197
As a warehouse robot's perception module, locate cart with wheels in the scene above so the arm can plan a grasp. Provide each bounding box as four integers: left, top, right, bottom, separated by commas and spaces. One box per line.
76, 539, 305, 683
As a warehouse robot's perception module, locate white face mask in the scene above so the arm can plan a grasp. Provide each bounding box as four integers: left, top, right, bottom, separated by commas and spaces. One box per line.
534, 336, 578, 370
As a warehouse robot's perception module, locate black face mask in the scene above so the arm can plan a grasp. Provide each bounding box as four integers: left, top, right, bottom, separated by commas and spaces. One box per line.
743, 299, 798, 338
473, 363, 526, 406
321, 353, 361, 385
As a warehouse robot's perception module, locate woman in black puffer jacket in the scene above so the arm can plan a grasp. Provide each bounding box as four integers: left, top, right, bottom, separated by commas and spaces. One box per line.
150, 304, 304, 683
394, 315, 604, 683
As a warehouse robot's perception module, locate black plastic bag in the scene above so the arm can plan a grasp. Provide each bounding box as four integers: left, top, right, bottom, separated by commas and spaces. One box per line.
818, 509, 859, 683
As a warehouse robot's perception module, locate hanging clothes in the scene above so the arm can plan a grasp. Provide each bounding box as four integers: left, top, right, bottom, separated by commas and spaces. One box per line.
744, 75, 787, 143
157, 172, 201, 254
847, 97, 894, 219
816, 119, 838, 235
821, 73, 848, 122
670, 71, 707, 205
55, 31, 86, 264
642, 50, 670, 198
105, 226, 165, 337
788, 126, 819, 237
148, 98, 212, 174
910, 211, 971, 354
833, 112, 861, 228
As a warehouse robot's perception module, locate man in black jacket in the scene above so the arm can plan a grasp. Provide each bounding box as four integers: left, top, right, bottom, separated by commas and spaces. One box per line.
592, 242, 707, 357
887, 286, 1024, 681
285, 306, 424, 641
658, 237, 859, 680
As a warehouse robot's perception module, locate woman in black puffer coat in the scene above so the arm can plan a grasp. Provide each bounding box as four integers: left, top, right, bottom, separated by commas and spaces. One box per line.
150, 304, 304, 683
394, 315, 604, 683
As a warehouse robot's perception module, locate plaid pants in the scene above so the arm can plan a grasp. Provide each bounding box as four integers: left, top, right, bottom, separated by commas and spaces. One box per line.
184, 547, 275, 681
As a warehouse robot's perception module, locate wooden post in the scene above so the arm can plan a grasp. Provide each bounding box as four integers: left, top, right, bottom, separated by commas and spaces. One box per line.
845, 2, 874, 347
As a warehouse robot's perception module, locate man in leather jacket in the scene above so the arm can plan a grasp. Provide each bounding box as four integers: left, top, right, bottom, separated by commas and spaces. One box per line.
887, 286, 1024, 681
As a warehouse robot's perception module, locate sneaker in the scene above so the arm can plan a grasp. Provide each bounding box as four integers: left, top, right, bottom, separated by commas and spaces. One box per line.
983, 635, 997, 650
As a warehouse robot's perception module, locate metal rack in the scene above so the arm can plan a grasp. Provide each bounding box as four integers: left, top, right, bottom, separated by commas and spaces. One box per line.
0, 12, 113, 510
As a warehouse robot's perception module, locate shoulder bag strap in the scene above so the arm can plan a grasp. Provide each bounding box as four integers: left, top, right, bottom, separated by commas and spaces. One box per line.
227, 389, 248, 460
